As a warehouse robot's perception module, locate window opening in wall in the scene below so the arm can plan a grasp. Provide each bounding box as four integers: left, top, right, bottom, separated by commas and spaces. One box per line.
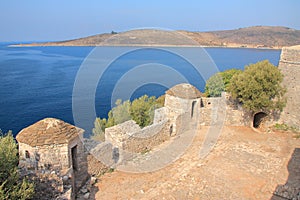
200, 99, 204, 108
25, 150, 30, 159
169, 125, 173, 136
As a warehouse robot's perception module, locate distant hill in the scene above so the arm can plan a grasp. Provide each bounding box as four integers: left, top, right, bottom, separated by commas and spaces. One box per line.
17, 26, 300, 49
180, 26, 300, 48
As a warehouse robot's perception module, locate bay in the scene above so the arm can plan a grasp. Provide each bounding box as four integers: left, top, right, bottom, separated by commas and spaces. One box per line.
0, 43, 281, 135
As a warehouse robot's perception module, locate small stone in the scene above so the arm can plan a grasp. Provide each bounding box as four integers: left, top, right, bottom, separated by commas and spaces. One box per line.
83, 192, 90, 199
62, 175, 69, 182
64, 185, 71, 189
80, 188, 88, 194
86, 183, 91, 191
90, 176, 97, 185
51, 171, 56, 174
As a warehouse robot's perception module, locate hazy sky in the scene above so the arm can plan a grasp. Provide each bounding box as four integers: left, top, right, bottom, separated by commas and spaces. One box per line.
1, 0, 299, 42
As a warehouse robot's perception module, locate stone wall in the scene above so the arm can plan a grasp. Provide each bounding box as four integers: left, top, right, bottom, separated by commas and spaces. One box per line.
122, 120, 171, 153
200, 97, 222, 126
18, 142, 69, 170
68, 136, 89, 190
153, 107, 168, 124
105, 120, 141, 147
87, 142, 115, 175
278, 45, 300, 129
165, 94, 201, 134
200, 94, 251, 126
18, 135, 88, 191
174, 111, 198, 135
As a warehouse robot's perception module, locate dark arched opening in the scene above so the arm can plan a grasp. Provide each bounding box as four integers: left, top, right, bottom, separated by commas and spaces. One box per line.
253, 112, 268, 128
25, 150, 30, 159
169, 125, 173, 136
191, 101, 196, 118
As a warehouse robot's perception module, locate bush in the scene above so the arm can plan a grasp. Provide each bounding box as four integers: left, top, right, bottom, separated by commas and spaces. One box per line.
205, 69, 241, 97
273, 123, 299, 133
0, 130, 34, 199
229, 60, 286, 113
92, 95, 164, 140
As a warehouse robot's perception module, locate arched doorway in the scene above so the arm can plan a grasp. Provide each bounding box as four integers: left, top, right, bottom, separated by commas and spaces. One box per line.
253, 112, 268, 128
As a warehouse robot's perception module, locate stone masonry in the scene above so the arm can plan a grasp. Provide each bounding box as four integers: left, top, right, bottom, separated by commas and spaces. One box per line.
278, 45, 300, 129
16, 118, 89, 198
103, 84, 252, 156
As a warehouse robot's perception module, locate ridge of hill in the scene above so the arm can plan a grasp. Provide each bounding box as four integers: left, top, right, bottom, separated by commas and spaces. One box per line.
16, 26, 300, 49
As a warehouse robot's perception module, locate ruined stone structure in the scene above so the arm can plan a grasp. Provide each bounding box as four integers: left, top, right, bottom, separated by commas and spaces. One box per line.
105, 119, 171, 153
200, 93, 252, 126
278, 45, 300, 129
104, 83, 252, 154
104, 84, 203, 154
164, 83, 202, 135
16, 118, 88, 198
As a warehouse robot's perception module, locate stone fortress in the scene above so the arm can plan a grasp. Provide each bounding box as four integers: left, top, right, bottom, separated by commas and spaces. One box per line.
278, 45, 300, 128
15, 45, 300, 199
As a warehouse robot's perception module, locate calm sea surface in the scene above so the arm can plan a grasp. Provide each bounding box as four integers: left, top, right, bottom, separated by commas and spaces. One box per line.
0, 43, 281, 135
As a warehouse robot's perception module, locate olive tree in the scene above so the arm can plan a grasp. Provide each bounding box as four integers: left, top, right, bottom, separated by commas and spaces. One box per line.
229, 60, 286, 112
205, 69, 241, 97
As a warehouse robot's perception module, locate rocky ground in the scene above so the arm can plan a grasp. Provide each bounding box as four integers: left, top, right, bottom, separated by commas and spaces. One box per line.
91, 126, 299, 200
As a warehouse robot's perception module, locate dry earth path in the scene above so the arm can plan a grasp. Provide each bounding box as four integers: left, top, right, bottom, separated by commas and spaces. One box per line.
93, 126, 299, 200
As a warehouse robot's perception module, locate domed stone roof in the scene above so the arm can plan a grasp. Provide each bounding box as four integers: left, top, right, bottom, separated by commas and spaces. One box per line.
166, 83, 202, 99
16, 118, 84, 146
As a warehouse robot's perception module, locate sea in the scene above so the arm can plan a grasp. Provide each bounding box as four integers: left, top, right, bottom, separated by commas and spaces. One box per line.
0, 43, 281, 135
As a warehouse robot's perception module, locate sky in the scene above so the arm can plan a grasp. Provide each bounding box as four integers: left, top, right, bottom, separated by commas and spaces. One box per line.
0, 0, 299, 42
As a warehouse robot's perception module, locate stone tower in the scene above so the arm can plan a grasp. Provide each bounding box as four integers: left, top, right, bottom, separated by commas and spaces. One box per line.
16, 118, 88, 191
278, 45, 300, 129
164, 83, 203, 135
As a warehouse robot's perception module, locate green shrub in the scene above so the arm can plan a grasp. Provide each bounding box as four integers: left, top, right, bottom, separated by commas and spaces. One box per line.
0, 130, 35, 200
229, 60, 286, 113
92, 95, 164, 140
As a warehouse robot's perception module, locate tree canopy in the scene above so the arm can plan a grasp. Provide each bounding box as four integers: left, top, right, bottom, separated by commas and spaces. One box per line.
205, 69, 242, 97
130, 95, 158, 128
0, 130, 34, 200
229, 60, 286, 113
92, 95, 164, 141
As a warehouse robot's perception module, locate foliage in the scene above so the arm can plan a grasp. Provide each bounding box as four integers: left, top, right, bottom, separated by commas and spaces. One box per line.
229, 60, 286, 112
0, 130, 34, 200
273, 123, 299, 133
92, 95, 164, 140
205, 69, 242, 97
92, 118, 106, 142
111, 31, 118, 34
110, 99, 131, 125
205, 73, 223, 97
155, 95, 165, 107
130, 95, 158, 128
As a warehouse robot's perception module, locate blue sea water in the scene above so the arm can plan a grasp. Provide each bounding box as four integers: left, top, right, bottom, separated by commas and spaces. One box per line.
0, 43, 281, 135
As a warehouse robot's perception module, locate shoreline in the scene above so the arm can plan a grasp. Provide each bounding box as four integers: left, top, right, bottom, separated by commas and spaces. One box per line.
8, 43, 283, 50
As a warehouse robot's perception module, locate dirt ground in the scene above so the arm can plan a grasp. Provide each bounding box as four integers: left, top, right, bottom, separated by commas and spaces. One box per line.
93, 126, 300, 200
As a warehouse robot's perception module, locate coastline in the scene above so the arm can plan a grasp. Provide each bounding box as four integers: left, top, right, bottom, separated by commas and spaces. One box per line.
8, 43, 283, 50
